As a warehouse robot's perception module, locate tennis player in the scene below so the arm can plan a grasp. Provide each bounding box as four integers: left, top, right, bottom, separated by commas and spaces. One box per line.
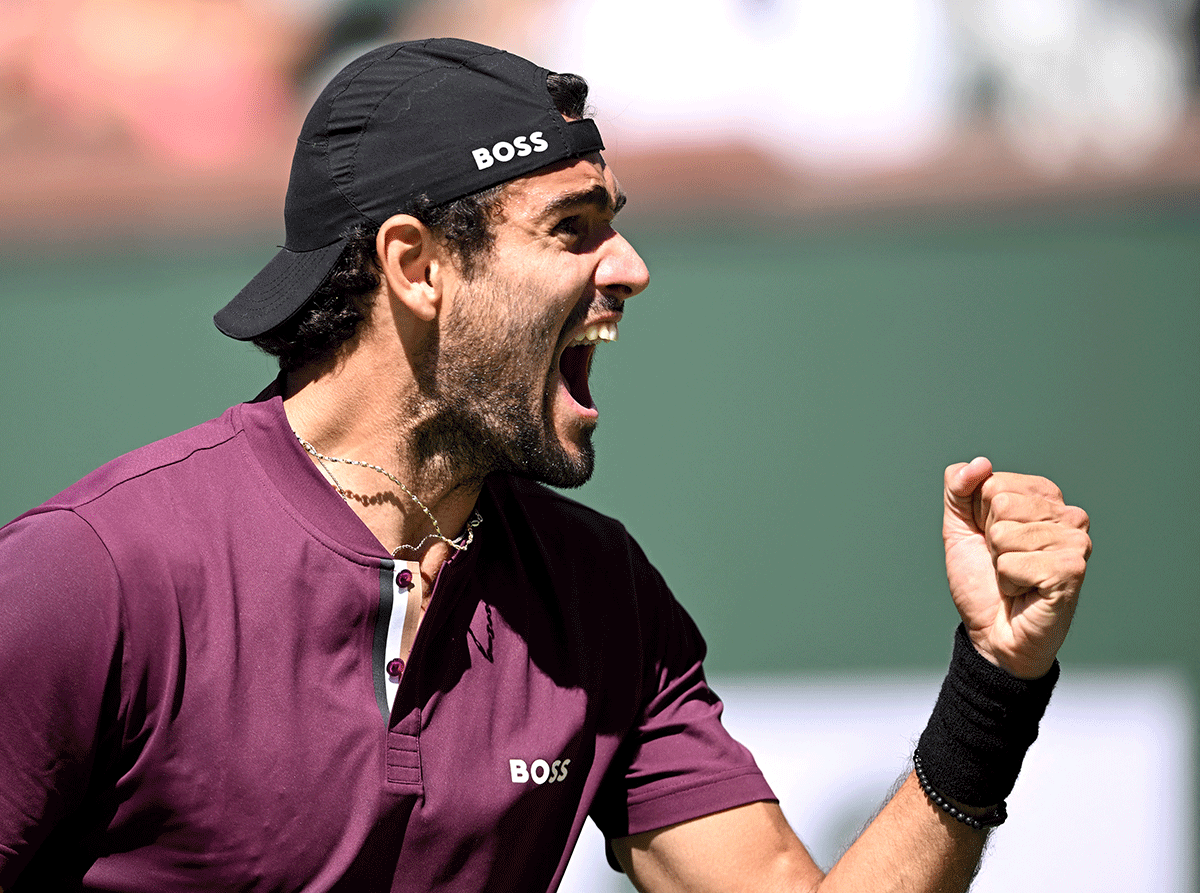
0, 38, 1089, 892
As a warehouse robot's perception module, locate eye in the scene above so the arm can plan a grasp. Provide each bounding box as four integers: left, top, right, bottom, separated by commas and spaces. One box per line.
553, 215, 585, 240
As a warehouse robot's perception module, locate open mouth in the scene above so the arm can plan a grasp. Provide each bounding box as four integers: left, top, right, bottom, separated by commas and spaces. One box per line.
557, 321, 618, 412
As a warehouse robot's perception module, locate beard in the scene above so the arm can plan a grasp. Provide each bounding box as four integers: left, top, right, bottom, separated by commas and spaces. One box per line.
405, 271, 598, 490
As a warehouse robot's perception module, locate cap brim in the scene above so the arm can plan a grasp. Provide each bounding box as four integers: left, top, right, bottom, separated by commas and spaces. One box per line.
214, 240, 348, 340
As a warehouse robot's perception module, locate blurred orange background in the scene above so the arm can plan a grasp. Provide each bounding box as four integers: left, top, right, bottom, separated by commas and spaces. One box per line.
1, 0, 1196, 239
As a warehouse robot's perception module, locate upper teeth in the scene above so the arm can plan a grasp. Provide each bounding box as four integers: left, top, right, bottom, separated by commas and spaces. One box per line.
570, 322, 619, 346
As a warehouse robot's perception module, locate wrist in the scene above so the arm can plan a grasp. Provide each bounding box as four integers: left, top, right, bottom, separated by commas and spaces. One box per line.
912, 752, 1007, 830
915, 623, 1059, 812
968, 632, 1058, 681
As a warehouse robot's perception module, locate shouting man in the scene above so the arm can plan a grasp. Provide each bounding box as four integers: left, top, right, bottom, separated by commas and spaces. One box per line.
0, 39, 1090, 892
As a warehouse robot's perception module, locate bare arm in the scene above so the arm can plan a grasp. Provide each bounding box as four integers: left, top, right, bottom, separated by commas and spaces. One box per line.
614, 775, 988, 893
614, 459, 1088, 893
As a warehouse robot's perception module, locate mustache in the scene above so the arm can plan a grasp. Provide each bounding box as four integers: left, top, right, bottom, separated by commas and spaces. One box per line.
561, 292, 625, 338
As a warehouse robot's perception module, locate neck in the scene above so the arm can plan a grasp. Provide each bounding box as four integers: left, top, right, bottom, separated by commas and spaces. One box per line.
282, 351, 484, 559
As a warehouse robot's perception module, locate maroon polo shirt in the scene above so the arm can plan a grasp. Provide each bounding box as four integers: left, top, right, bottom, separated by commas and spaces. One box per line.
0, 394, 774, 891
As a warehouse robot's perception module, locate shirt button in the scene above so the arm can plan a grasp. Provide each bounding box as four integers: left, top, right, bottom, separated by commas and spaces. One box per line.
387, 658, 404, 678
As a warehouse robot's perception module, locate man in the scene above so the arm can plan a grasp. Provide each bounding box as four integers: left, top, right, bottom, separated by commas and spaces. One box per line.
0, 38, 1090, 892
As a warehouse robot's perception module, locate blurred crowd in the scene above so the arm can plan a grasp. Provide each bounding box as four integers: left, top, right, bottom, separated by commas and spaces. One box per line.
1, 0, 304, 169
0, 0, 1197, 175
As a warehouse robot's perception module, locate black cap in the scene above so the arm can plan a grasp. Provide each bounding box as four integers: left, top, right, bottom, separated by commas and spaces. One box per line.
214, 38, 604, 340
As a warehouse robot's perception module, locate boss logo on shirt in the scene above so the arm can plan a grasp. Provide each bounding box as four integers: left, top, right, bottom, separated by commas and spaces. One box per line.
472, 132, 549, 170
509, 757, 570, 785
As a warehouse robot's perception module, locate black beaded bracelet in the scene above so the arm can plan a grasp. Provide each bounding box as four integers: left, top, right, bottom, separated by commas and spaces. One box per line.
913, 751, 1007, 830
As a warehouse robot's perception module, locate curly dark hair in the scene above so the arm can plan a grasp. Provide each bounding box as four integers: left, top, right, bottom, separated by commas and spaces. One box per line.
253, 71, 591, 372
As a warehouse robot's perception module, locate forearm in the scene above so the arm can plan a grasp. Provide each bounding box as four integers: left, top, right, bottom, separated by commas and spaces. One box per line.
614, 777, 990, 893
617, 630, 1055, 893
819, 625, 1057, 892
816, 772, 987, 893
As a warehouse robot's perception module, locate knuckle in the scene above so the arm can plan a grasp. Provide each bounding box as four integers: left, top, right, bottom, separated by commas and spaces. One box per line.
1063, 553, 1089, 580
995, 550, 1024, 576
979, 474, 1002, 500
1049, 548, 1088, 579
1062, 526, 1091, 552
988, 517, 1018, 543
989, 490, 1016, 517
1038, 476, 1064, 502
1070, 506, 1091, 532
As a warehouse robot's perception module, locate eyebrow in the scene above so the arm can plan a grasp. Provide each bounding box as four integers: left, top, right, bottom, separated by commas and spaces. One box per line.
537, 183, 627, 223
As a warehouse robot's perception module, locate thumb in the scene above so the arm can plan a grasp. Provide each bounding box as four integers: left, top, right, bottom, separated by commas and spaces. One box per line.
944, 456, 993, 535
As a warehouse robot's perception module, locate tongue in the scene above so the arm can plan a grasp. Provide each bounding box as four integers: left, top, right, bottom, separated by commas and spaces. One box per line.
558, 345, 594, 409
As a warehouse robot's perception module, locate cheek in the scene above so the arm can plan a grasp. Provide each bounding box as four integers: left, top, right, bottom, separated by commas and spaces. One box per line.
457, 260, 589, 369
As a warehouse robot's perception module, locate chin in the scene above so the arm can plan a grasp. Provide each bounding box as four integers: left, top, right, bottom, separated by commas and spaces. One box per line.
511, 427, 596, 490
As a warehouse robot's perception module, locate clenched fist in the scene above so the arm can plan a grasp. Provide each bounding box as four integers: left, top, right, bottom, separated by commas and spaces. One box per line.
943, 457, 1091, 680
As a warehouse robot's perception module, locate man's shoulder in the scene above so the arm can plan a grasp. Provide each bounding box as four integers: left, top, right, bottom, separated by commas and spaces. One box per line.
12, 404, 247, 525
0, 403, 259, 585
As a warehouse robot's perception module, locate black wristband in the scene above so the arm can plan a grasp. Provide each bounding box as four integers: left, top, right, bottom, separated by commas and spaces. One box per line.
915, 624, 1059, 809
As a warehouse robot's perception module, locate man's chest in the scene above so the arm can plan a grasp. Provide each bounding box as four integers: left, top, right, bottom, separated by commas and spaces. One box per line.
91, 563, 634, 891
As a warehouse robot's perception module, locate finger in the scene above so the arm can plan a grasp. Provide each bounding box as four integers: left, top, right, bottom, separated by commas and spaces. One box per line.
980, 472, 1064, 507
988, 520, 1093, 559
985, 492, 1090, 530
944, 457, 993, 531
995, 549, 1089, 598
945, 457, 993, 499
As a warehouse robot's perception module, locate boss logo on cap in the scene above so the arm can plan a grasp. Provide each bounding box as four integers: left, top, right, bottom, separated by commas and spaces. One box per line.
472, 131, 549, 170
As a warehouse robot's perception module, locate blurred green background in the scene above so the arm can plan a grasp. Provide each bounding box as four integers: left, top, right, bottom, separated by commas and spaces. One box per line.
2, 203, 1198, 853
2, 208, 1197, 675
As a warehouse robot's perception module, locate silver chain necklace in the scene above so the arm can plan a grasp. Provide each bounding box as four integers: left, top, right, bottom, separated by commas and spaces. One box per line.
295, 433, 482, 556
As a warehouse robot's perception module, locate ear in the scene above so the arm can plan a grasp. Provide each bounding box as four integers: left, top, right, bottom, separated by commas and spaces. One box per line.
376, 214, 447, 322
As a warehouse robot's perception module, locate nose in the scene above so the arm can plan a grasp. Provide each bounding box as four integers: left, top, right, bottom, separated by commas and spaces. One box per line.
596, 230, 650, 301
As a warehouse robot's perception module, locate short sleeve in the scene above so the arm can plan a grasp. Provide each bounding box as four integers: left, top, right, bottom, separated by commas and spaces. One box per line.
0, 509, 122, 888
589, 545, 776, 842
